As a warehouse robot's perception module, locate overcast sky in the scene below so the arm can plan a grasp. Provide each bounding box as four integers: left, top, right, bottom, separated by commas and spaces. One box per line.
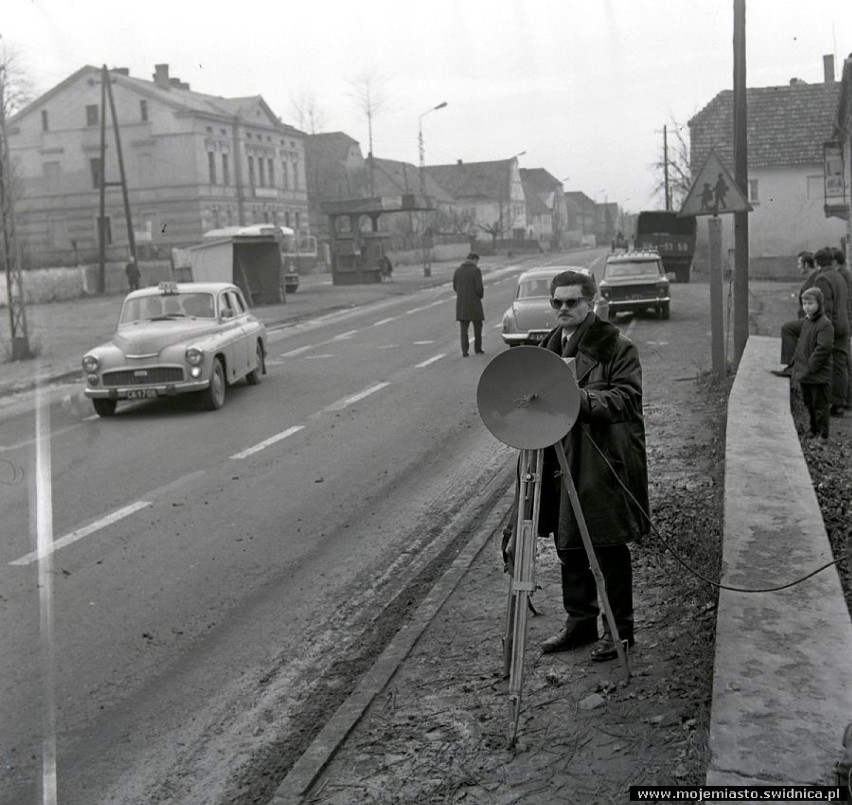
5, 0, 850, 212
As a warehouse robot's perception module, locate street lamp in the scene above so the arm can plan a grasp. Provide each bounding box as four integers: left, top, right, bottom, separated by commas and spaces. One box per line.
418, 101, 448, 277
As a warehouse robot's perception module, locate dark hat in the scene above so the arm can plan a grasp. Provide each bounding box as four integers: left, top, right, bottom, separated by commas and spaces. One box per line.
801, 286, 823, 304
466, 252, 479, 261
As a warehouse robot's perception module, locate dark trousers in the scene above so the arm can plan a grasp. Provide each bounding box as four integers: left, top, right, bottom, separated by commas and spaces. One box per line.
831, 338, 849, 407
780, 318, 803, 365
801, 382, 830, 437
556, 544, 634, 637
459, 320, 482, 355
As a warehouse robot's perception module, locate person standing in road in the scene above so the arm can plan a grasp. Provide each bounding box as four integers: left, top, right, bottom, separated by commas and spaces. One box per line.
453, 252, 484, 357
773, 251, 818, 377
536, 269, 649, 662
125, 256, 141, 291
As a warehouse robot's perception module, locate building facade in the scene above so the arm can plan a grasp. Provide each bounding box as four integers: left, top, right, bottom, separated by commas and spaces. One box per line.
8, 63, 308, 267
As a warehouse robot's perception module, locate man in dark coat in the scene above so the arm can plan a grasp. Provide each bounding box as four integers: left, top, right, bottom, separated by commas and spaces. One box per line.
812, 247, 849, 415
452, 252, 484, 357
125, 256, 141, 291
774, 251, 818, 376
537, 269, 649, 662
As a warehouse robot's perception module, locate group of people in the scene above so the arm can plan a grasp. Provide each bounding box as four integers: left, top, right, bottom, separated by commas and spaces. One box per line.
773, 247, 851, 442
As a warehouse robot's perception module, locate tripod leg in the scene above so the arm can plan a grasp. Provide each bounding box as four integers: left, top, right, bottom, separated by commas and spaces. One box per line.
553, 442, 631, 684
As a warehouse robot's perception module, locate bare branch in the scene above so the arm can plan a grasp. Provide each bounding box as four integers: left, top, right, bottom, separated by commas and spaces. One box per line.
289, 87, 327, 134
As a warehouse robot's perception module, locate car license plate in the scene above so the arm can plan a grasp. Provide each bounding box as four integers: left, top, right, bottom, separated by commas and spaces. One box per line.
529, 333, 545, 342
126, 389, 158, 400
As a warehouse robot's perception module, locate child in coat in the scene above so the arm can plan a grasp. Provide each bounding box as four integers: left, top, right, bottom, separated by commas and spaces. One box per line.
791, 286, 834, 441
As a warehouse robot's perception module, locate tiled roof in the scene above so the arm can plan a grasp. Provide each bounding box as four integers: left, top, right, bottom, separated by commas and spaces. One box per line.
689, 81, 840, 171
371, 158, 455, 203
520, 168, 562, 192
423, 160, 512, 200
522, 181, 551, 215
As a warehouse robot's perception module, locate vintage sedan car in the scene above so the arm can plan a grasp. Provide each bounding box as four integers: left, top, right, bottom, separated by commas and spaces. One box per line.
82, 281, 267, 417
500, 266, 609, 346
598, 250, 671, 320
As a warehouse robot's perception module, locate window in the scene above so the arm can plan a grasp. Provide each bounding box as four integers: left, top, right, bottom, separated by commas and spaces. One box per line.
86, 105, 99, 126
95, 215, 112, 245
748, 179, 759, 203
258, 157, 265, 187
140, 100, 148, 122
267, 158, 274, 186
90, 158, 103, 189
208, 151, 217, 184
248, 156, 255, 186
285, 211, 291, 227
41, 110, 49, 131
222, 153, 230, 185
292, 161, 299, 189
282, 161, 289, 189
212, 206, 221, 228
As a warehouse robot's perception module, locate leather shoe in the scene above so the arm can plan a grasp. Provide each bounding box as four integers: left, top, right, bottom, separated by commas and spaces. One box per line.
830, 405, 845, 417
541, 620, 598, 654
590, 633, 635, 662
475, 349, 485, 355
770, 366, 793, 378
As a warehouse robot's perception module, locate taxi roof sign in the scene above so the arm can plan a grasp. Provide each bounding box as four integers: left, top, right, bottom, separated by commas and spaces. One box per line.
679, 150, 752, 217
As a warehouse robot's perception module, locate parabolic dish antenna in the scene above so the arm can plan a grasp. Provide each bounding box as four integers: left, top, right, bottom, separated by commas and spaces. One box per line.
476, 346, 581, 450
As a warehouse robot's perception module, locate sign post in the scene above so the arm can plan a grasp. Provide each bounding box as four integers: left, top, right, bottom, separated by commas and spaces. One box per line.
679, 150, 752, 378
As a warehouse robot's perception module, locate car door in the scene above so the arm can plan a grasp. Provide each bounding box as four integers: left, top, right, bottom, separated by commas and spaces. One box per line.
226, 289, 252, 376
218, 290, 243, 382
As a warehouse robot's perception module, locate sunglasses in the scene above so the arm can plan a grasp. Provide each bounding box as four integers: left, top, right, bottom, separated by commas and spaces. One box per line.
549, 297, 586, 310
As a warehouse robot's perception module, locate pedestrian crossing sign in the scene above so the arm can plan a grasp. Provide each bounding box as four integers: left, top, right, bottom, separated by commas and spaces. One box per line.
679, 150, 752, 217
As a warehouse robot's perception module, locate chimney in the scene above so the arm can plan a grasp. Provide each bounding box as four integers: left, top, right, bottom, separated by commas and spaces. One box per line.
169, 77, 190, 90
823, 54, 836, 83
153, 64, 170, 89
457, 159, 463, 165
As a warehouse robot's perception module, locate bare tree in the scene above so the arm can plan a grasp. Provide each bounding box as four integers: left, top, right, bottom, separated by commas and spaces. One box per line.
0, 41, 35, 119
349, 71, 390, 196
290, 87, 327, 134
650, 118, 692, 210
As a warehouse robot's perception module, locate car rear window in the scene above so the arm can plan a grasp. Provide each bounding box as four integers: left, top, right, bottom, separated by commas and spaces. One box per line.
518, 279, 552, 298
120, 292, 216, 323
605, 261, 661, 279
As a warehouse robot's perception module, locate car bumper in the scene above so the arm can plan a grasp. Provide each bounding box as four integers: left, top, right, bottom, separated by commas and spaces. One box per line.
501, 330, 550, 346
606, 294, 670, 311
84, 380, 210, 400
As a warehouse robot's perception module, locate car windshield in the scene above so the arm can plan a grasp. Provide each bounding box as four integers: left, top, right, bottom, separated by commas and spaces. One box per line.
517, 278, 553, 299
120, 292, 216, 324
605, 261, 661, 279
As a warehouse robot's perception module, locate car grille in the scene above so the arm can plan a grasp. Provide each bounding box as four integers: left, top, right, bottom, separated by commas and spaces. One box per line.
102, 367, 184, 387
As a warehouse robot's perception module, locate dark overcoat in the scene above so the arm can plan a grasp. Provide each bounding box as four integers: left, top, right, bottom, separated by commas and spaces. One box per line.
792, 313, 834, 386
537, 316, 650, 550
814, 266, 849, 339
453, 260, 484, 321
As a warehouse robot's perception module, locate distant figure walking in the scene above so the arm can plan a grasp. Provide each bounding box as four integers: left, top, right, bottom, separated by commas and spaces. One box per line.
379, 254, 394, 282
125, 256, 140, 291
453, 252, 484, 357
713, 173, 729, 209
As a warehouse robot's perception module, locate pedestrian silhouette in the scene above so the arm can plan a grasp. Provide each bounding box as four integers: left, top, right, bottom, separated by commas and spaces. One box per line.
714, 173, 728, 209
699, 182, 714, 212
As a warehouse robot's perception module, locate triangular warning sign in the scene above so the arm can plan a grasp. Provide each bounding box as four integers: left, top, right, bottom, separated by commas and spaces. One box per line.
679, 150, 753, 217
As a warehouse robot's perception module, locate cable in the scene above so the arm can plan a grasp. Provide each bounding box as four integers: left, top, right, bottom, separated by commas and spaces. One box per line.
578, 426, 847, 594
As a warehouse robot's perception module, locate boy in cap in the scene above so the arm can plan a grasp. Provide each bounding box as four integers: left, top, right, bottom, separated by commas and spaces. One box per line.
791, 286, 834, 442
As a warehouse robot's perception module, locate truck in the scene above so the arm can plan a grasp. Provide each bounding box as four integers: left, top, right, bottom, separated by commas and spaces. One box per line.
634, 211, 697, 283
174, 225, 300, 304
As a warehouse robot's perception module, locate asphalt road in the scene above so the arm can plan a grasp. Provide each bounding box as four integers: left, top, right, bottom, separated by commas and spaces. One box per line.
1, 247, 713, 804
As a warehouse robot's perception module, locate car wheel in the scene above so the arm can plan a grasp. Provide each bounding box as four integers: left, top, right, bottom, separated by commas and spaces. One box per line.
660, 302, 670, 320
246, 342, 264, 385
201, 358, 226, 410
92, 398, 117, 417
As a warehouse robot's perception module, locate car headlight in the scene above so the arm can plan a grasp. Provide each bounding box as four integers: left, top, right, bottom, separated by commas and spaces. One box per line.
82, 355, 99, 373
185, 347, 204, 366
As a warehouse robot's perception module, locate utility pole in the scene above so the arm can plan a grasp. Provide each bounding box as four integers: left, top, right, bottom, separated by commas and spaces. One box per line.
663, 124, 671, 211
0, 58, 31, 360
732, 0, 749, 366
97, 65, 136, 295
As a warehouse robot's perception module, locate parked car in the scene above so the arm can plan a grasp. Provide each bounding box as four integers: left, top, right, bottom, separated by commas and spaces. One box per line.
81, 281, 267, 417
598, 251, 671, 320
500, 266, 609, 346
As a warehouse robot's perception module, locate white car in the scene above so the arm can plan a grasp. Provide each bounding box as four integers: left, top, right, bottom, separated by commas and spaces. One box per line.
82, 281, 267, 417
500, 266, 609, 346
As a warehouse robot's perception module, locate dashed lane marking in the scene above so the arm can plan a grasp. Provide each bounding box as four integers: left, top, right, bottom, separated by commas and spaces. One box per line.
325, 382, 390, 411
230, 425, 306, 460
415, 354, 446, 368
332, 330, 359, 341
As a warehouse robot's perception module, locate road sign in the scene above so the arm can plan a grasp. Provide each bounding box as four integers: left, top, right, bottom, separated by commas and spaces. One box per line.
679, 150, 752, 217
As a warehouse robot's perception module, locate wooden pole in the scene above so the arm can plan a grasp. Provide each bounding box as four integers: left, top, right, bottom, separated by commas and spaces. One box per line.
105, 70, 135, 261
97, 66, 107, 294
732, 0, 749, 366
709, 216, 725, 377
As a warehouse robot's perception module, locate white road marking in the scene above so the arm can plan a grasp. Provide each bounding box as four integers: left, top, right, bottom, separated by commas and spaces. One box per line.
10, 501, 151, 566
230, 425, 305, 460
412, 340, 435, 345
304, 354, 334, 359
332, 330, 359, 341
280, 345, 315, 358
405, 306, 426, 315
373, 317, 398, 326
325, 382, 390, 411
416, 354, 446, 368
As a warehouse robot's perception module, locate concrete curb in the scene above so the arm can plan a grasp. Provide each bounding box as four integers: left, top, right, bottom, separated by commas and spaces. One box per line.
270, 484, 516, 804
